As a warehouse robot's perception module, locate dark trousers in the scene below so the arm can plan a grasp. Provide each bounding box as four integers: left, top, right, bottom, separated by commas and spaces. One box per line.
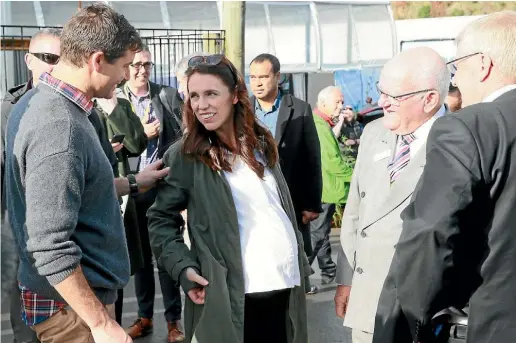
133, 196, 182, 323
297, 218, 314, 293
244, 289, 290, 343
309, 203, 337, 279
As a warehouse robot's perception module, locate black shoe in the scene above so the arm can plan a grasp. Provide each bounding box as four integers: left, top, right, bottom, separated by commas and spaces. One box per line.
306, 285, 318, 295
321, 274, 336, 285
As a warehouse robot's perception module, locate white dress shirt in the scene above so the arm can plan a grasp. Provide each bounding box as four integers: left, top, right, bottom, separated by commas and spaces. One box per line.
224, 156, 300, 294
483, 84, 516, 103
393, 104, 446, 158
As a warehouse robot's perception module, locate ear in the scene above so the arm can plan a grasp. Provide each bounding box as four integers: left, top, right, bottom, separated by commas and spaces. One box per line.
424, 91, 439, 113
25, 53, 32, 70
232, 90, 239, 105
479, 54, 493, 82
90, 51, 105, 73
275, 72, 281, 84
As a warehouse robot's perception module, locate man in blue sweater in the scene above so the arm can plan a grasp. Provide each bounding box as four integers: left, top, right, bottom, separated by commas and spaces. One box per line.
5, 4, 150, 343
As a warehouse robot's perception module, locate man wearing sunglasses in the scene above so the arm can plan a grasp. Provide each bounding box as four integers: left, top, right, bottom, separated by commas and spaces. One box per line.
373, 11, 516, 343
1, 27, 61, 343
334, 46, 449, 343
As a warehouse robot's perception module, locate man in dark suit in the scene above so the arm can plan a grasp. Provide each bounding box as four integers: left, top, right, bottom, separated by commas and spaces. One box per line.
120, 46, 185, 342
373, 10, 516, 343
249, 53, 323, 293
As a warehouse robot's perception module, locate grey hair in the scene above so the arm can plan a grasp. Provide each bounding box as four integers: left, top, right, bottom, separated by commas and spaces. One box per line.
175, 52, 209, 79
434, 58, 451, 106
31, 28, 62, 42
456, 11, 516, 78
317, 86, 341, 107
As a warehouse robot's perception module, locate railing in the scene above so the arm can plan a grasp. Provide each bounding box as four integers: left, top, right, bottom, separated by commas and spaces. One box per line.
1, 25, 225, 93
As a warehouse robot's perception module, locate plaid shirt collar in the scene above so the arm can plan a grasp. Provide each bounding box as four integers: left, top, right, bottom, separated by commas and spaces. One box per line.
39, 72, 94, 115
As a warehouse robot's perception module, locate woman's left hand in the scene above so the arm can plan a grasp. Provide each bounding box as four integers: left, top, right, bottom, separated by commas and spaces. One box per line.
185, 267, 209, 305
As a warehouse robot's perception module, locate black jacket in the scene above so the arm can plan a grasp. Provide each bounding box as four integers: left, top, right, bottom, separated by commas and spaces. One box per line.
251, 93, 322, 216
373, 89, 516, 343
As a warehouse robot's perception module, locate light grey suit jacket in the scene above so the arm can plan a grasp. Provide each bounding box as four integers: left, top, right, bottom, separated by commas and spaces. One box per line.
335, 119, 427, 334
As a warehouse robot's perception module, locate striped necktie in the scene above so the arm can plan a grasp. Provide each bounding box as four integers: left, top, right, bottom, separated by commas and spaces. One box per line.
388, 133, 416, 183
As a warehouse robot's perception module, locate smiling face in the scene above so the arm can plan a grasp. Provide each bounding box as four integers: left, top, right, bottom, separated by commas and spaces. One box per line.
128, 50, 152, 89
188, 72, 238, 138
91, 50, 135, 98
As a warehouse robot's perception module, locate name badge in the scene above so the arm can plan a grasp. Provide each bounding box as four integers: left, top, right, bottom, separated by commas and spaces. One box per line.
373, 150, 391, 162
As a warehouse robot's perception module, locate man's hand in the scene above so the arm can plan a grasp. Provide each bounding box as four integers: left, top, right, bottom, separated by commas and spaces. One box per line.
185, 268, 209, 305
334, 285, 352, 318
111, 142, 124, 153
301, 210, 319, 224
143, 121, 160, 139
135, 159, 170, 193
344, 139, 356, 146
91, 318, 132, 343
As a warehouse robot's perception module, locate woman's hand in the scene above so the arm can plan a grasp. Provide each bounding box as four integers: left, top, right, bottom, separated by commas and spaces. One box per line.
185, 267, 209, 305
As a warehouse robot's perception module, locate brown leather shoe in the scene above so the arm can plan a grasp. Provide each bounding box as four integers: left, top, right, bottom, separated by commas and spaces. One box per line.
167, 321, 185, 342
126, 318, 153, 339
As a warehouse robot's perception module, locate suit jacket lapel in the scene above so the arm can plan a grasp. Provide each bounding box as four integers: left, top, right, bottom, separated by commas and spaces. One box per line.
275, 94, 294, 144
364, 141, 427, 228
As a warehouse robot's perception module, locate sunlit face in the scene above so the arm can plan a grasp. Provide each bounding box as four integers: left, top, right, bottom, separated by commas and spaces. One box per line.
25, 35, 61, 83
128, 50, 153, 89
188, 72, 238, 137
321, 89, 344, 118
92, 50, 135, 99
377, 67, 436, 135
249, 60, 280, 100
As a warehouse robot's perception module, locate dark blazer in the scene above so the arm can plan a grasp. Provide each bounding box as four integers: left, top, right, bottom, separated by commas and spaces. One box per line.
251, 93, 322, 216
373, 88, 516, 343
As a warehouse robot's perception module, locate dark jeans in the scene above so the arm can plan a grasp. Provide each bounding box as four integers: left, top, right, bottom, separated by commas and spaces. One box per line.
133, 196, 182, 323
244, 289, 290, 343
309, 203, 337, 279
297, 217, 314, 293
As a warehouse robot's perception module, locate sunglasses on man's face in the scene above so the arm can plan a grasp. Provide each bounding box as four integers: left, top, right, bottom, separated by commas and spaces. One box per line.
188, 54, 237, 83
31, 52, 60, 65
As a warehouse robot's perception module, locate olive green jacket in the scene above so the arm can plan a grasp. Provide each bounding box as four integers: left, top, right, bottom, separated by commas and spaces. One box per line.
96, 98, 147, 274
148, 143, 311, 343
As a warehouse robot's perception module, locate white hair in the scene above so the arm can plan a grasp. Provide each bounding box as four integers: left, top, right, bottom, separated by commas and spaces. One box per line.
317, 86, 341, 107
431, 56, 450, 106
456, 10, 516, 78
175, 52, 209, 79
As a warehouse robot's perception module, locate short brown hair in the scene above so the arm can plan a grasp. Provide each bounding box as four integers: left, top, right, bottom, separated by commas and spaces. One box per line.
60, 3, 142, 67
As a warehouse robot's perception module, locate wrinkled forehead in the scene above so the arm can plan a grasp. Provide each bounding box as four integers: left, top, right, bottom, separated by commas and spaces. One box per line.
379, 65, 413, 93
29, 35, 61, 55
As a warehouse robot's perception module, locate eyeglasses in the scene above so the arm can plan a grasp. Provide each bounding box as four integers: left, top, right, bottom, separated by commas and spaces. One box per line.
188, 54, 237, 84
130, 62, 154, 71
446, 52, 481, 74
376, 81, 434, 106
31, 52, 60, 65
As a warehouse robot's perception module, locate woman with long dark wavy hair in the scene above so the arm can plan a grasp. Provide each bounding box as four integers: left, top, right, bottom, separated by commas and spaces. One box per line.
147, 54, 311, 343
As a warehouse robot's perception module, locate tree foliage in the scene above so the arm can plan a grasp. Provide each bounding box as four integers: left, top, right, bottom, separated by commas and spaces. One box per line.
392, 1, 516, 20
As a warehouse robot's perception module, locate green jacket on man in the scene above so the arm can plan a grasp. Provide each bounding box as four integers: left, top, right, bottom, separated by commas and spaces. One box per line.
313, 114, 354, 204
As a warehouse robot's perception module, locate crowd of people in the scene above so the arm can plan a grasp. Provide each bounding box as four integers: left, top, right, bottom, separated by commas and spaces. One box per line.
0, 3, 515, 343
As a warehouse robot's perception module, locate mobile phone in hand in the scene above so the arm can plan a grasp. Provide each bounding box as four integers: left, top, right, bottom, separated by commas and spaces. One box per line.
111, 133, 126, 144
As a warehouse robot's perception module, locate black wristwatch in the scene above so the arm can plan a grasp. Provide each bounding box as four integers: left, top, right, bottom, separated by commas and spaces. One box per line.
127, 174, 139, 195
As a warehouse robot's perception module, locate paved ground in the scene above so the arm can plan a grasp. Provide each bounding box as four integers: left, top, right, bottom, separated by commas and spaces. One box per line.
1, 228, 351, 343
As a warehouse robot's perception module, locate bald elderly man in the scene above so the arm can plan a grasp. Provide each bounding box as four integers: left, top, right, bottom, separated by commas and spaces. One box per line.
333, 47, 449, 343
